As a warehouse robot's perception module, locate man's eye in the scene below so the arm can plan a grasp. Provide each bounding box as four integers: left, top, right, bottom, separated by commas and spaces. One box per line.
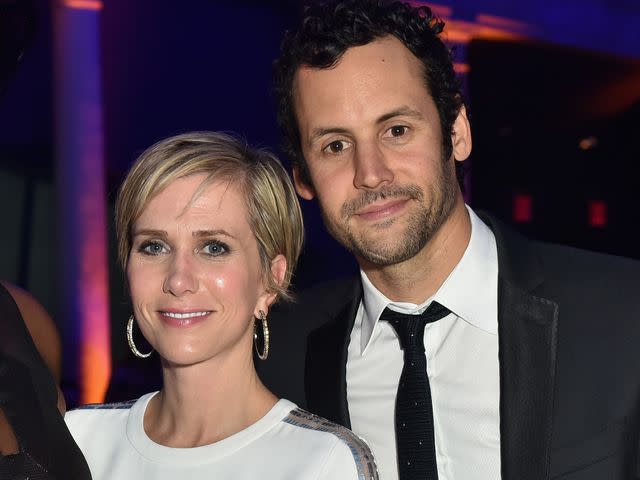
323, 140, 347, 154
202, 241, 228, 256
139, 241, 167, 255
389, 125, 407, 137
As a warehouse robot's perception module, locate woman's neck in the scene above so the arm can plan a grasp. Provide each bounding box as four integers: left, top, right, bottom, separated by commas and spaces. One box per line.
143, 348, 277, 448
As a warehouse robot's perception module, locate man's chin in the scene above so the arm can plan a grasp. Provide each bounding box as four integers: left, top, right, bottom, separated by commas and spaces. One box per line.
350, 237, 422, 267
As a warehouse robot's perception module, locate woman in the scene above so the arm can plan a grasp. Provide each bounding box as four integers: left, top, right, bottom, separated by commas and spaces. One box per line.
0, 282, 92, 479
65, 132, 378, 479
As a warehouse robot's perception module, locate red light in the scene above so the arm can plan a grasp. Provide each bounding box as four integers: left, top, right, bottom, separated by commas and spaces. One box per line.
63, 0, 102, 10
588, 200, 607, 228
513, 194, 532, 223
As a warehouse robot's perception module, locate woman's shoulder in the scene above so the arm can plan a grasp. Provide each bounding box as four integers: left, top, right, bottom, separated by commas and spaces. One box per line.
272, 401, 378, 480
280, 405, 371, 451
65, 399, 135, 433
72, 398, 139, 411
66, 396, 139, 418
65, 394, 149, 444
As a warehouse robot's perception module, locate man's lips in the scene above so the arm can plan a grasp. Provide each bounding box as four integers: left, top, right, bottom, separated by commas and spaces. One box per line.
354, 199, 409, 221
158, 309, 213, 327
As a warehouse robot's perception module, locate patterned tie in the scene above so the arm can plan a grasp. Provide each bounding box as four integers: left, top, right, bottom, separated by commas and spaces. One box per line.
380, 301, 451, 480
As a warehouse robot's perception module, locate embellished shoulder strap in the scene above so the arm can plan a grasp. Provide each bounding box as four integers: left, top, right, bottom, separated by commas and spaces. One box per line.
283, 407, 379, 479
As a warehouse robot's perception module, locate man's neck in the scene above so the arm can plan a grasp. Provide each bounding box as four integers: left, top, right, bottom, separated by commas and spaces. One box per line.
360, 201, 471, 304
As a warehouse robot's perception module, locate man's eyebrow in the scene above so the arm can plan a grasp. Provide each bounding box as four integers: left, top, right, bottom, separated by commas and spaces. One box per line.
310, 127, 351, 143
309, 107, 425, 143
377, 106, 424, 124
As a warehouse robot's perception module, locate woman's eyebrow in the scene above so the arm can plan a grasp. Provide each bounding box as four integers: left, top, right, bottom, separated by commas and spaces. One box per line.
131, 229, 167, 238
192, 229, 234, 239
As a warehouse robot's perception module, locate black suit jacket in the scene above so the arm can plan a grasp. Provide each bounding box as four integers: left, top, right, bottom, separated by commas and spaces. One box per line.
258, 213, 640, 479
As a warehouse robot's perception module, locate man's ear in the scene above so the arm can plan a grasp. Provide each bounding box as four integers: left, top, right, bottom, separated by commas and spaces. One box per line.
293, 166, 316, 200
451, 105, 472, 163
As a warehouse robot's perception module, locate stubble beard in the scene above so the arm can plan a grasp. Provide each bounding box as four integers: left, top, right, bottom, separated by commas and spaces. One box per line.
319, 160, 458, 267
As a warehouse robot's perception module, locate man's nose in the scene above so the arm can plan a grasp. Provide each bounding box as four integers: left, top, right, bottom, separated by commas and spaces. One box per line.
353, 143, 394, 190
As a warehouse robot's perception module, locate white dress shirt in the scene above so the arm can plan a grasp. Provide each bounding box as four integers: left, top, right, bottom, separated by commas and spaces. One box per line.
346, 207, 502, 480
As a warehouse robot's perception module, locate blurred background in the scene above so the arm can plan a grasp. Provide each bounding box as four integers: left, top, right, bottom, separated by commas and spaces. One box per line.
0, 0, 638, 406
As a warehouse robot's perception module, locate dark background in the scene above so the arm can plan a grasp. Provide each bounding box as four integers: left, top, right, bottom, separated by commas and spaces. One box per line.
0, 0, 638, 402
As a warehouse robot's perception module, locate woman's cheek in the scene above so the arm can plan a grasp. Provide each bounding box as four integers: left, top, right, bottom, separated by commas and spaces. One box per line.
214, 276, 226, 290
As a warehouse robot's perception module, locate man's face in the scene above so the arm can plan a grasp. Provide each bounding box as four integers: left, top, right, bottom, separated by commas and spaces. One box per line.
292, 36, 471, 267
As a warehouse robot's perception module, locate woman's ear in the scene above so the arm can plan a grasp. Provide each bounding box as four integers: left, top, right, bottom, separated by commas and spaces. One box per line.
270, 254, 287, 288
255, 254, 287, 315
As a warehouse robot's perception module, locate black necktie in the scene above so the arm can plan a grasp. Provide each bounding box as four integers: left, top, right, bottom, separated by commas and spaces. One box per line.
380, 301, 451, 480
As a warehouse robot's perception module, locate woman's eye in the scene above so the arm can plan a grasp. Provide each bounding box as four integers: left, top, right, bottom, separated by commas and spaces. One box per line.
202, 241, 228, 256
323, 140, 347, 154
139, 241, 167, 255
388, 125, 408, 137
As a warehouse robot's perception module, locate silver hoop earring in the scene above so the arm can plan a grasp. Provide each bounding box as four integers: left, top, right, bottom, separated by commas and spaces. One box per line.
127, 315, 153, 358
254, 310, 269, 361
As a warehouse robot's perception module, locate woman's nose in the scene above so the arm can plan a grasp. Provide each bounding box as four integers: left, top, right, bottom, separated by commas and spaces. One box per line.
162, 253, 198, 296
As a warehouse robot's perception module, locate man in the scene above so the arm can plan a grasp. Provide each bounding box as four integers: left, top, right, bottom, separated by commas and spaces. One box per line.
258, 1, 640, 479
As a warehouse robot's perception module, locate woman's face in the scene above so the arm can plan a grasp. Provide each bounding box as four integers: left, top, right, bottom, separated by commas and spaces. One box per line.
127, 174, 284, 367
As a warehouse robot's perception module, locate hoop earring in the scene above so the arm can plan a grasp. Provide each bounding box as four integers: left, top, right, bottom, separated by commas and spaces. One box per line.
127, 315, 153, 358
254, 310, 269, 361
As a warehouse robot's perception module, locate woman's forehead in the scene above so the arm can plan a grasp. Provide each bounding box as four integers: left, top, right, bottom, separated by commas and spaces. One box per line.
136, 175, 248, 230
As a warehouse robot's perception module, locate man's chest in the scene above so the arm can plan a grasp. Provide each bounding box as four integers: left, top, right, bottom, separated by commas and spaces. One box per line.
346, 314, 502, 480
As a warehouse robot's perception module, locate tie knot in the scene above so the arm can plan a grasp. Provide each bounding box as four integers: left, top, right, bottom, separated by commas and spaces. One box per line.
380, 301, 450, 350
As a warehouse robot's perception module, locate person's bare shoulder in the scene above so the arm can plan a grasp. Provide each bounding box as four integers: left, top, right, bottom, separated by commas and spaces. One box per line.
1, 281, 62, 382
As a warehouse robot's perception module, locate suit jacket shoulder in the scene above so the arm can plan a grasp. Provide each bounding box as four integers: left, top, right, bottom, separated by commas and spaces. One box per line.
482, 212, 640, 479
257, 276, 360, 407
535, 240, 640, 297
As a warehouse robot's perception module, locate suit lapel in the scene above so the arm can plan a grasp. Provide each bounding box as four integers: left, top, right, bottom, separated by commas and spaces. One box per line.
482, 213, 558, 480
498, 279, 558, 480
305, 278, 361, 428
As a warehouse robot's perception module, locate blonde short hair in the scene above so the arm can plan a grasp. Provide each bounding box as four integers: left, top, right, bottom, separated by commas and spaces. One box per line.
115, 131, 304, 301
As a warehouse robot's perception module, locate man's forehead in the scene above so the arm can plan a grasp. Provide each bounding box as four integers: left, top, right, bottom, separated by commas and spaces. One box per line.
294, 37, 424, 90
293, 41, 429, 119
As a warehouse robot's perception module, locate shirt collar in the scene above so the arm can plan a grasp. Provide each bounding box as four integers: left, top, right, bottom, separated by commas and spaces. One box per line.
359, 206, 499, 354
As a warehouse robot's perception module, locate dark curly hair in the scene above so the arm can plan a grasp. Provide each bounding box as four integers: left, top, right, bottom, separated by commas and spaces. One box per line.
273, 0, 465, 190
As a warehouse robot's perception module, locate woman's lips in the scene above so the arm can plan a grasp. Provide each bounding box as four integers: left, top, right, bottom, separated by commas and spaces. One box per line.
354, 198, 409, 222
158, 310, 212, 327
